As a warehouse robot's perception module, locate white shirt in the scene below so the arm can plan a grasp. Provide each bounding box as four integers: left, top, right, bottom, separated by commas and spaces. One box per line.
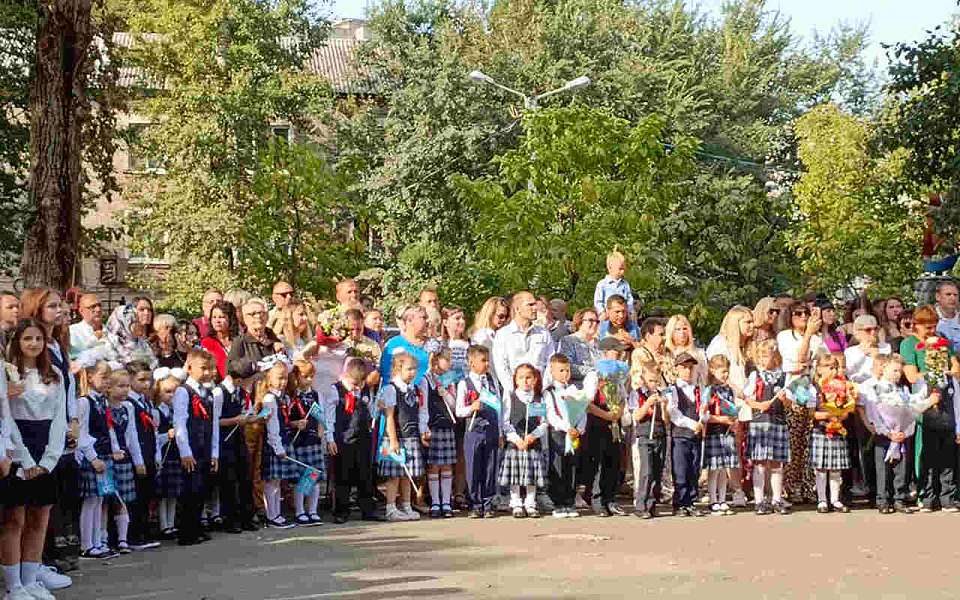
666, 379, 704, 432
6, 368, 67, 473
172, 378, 222, 460
844, 343, 892, 384
322, 381, 370, 443
543, 382, 581, 433
491, 320, 554, 393
108, 399, 145, 467
69, 321, 104, 359
776, 330, 826, 383
455, 371, 500, 418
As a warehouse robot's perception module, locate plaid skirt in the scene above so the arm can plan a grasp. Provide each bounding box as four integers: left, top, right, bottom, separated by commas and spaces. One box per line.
379, 437, 425, 478
426, 428, 457, 466
498, 446, 546, 487
78, 456, 113, 499
808, 430, 851, 471
109, 460, 137, 504
747, 422, 791, 463
291, 443, 326, 481
263, 444, 300, 482
704, 431, 740, 470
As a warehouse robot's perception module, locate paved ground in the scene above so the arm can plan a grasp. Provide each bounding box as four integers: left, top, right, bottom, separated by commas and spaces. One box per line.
58, 507, 960, 599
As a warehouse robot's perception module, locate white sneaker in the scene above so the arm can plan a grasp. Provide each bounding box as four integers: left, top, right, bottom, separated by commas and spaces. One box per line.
732, 490, 747, 507
5, 587, 34, 600
401, 507, 420, 521
552, 509, 568, 519
22, 583, 56, 600
565, 507, 580, 518
37, 566, 71, 591
385, 506, 405, 522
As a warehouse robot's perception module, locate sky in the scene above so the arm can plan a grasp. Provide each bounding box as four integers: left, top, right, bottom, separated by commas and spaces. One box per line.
328, 0, 958, 64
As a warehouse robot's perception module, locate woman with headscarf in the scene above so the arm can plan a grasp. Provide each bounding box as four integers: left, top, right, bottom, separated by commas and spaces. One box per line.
104, 303, 158, 368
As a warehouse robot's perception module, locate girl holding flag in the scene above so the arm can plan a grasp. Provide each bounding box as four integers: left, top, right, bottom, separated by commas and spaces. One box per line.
499, 364, 549, 518
259, 357, 298, 529
379, 353, 428, 522
103, 368, 145, 553
424, 349, 458, 518
286, 360, 326, 526
702, 355, 741, 516
153, 368, 185, 538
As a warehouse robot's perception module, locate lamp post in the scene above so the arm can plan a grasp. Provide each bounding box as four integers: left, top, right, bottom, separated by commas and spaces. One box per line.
468, 70, 591, 192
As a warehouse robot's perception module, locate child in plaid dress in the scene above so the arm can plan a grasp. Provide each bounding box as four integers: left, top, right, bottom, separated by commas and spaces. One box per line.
260, 359, 298, 529
703, 355, 741, 516
425, 349, 458, 518
379, 352, 428, 522
104, 368, 146, 553
744, 340, 794, 515
153, 369, 184, 538
499, 364, 548, 518
287, 360, 326, 526
809, 353, 854, 514
76, 361, 119, 559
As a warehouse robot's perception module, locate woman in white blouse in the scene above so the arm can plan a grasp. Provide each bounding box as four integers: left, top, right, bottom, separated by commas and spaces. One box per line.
467, 296, 510, 351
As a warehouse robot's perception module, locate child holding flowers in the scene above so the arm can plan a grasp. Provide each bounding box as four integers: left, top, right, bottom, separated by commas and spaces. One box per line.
702, 355, 741, 516
808, 353, 855, 514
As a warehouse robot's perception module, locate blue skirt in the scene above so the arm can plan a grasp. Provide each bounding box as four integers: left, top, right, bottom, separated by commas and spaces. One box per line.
748, 422, 790, 463
78, 456, 114, 499
291, 443, 326, 481
263, 443, 299, 482
426, 428, 457, 466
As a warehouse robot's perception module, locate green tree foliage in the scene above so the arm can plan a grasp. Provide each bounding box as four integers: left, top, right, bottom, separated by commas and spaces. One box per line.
337, 0, 873, 313
121, 0, 332, 312
456, 106, 795, 333
792, 104, 923, 295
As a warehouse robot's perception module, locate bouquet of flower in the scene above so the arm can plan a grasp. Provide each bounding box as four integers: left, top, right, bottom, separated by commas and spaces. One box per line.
917, 336, 950, 389
788, 375, 814, 408
4, 362, 19, 384
872, 381, 933, 462
315, 305, 350, 346
596, 359, 629, 442
343, 338, 378, 364
819, 375, 857, 438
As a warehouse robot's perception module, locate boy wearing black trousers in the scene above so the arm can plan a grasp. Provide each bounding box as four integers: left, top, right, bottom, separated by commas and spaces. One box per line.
125, 361, 162, 550
173, 350, 221, 545
667, 352, 708, 517
324, 358, 377, 523
630, 360, 670, 519
219, 378, 256, 532
543, 354, 581, 518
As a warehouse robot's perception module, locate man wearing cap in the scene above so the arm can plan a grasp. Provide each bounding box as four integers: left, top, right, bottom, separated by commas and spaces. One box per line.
667, 351, 708, 517
579, 336, 631, 516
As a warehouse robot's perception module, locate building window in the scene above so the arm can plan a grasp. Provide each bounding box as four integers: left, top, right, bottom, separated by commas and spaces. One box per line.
271, 126, 292, 142
127, 123, 163, 172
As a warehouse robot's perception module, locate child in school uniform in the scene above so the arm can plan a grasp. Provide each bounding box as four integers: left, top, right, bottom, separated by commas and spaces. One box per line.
917, 362, 960, 513
217, 376, 256, 533
424, 349, 458, 518
76, 361, 118, 559
702, 355, 741, 516
666, 352, 708, 517
153, 368, 184, 539
3, 319, 68, 600
744, 339, 793, 515
324, 358, 377, 524
456, 345, 501, 518
580, 337, 631, 517
173, 350, 221, 545
499, 364, 548, 518
287, 360, 326, 526
104, 368, 145, 553
379, 352, 428, 522
808, 353, 855, 514
630, 360, 669, 519
543, 354, 582, 518
125, 361, 161, 550
259, 359, 298, 529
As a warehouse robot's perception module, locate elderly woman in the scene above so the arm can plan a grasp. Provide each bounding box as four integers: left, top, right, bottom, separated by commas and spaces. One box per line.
843, 315, 891, 384
152, 313, 186, 368
105, 302, 158, 368
558, 308, 602, 386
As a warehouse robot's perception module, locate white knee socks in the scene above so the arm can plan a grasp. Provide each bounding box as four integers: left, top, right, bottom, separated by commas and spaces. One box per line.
752, 464, 767, 503
708, 471, 719, 504
440, 471, 453, 507
158, 498, 176, 530
829, 471, 842, 505
294, 492, 305, 516
307, 485, 320, 514
523, 485, 537, 509
815, 470, 828, 503
716, 469, 728, 504
80, 496, 102, 551
115, 512, 130, 544
264, 480, 281, 520
428, 473, 440, 506
770, 466, 784, 503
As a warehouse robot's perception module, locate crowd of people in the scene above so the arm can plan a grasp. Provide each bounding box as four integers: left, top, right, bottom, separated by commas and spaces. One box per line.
0, 249, 957, 599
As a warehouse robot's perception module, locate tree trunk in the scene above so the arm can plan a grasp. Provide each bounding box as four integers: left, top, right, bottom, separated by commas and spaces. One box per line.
19, 0, 94, 290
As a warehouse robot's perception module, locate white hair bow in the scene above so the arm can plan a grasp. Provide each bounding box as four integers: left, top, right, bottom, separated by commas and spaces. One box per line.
153, 366, 187, 382
257, 353, 292, 373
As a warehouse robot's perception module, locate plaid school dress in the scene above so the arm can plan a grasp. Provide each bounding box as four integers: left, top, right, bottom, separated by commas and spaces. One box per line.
747, 370, 791, 463
498, 391, 547, 487
155, 404, 183, 499
808, 388, 852, 470
425, 374, 457, 466
703, 385, 741, 470
108, 403, 137, 504
78, 394, 114, 499
378, 382, 425, 478
262, 392, 300, 482
288, 390, 326, 481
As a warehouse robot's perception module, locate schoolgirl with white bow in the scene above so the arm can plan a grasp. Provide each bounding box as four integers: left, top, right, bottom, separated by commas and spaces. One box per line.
499, 363, 548, 519
424, 348, 458, 518
152, 367, 185, 539
259, 357, 298, 529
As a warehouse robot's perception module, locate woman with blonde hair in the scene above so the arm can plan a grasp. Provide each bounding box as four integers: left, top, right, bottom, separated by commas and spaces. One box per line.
664, 314, 707, 385
468, 296, 510, 351
705, 305, 756, 507
752, 297, 779, 343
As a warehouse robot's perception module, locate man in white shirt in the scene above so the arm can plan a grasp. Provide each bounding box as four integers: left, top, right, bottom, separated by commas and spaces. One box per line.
69, 293, 105, 359
492, 291, 554, 394
935, 281, 960, 352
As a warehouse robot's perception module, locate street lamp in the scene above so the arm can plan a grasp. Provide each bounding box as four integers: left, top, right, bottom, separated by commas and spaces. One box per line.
468, 70, 591, 109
